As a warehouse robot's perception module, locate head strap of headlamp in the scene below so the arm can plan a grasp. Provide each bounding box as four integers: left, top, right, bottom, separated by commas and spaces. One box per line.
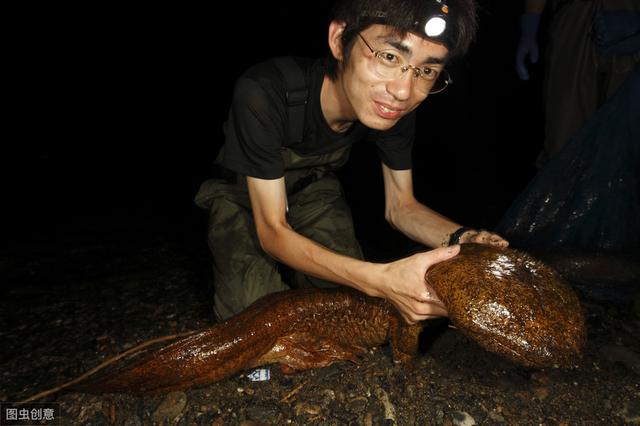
358, 0, 453, 50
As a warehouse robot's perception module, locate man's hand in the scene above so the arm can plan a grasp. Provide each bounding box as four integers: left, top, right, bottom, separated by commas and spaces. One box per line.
458, 229, 509, 248
378, 245, 460, 324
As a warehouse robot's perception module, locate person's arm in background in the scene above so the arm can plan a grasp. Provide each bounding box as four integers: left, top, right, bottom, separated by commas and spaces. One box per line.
515, 0, 547, 80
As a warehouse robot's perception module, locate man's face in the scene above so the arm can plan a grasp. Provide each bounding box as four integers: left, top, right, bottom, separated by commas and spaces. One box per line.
340, 24, 449, 131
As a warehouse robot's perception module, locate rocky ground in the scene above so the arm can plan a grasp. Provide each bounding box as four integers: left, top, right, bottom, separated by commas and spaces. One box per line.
2, 235, 640, 425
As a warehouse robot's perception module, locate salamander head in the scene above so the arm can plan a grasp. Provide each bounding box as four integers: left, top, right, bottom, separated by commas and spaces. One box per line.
426, 244, 586, 368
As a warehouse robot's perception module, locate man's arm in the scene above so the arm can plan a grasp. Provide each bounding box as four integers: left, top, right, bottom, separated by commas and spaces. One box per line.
381, 164, 508, 248
246, 175, 459, 323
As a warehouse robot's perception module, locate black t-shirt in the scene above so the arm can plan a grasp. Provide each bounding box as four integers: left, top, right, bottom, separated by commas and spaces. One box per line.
221, 57, 415, 179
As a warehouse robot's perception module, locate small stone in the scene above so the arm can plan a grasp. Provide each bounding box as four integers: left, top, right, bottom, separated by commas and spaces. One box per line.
451, 410, 476, 426
364, 411, 374, 426
532, 387, 549, 401
78, 401, 104, 423
530, 372, 550, 385
488, 411, 505, 423
404, 384, 416, 399
152, 391, 187, 424
294, 402, 321, 416
346, 396, 368, 415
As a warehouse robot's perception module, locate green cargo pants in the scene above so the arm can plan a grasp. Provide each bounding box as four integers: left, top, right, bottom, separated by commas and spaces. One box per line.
194, 145, 364, 320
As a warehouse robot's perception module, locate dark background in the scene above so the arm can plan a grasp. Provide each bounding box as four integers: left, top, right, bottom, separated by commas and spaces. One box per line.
4, 1, 544, 254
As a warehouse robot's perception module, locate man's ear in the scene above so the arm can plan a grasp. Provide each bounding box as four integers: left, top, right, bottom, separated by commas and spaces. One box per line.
328, 20, 347, 60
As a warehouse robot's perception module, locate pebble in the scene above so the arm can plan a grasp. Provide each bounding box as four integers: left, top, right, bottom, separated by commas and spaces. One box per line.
152, 391, 187, 424
404, 384, 416, 399
375, 387, 396, 422
532, 386, 549, 401
346, 396, 368, 414
363, 411, 374, 426
294, 402, 321, 416
451, 411, 476, 426
77, 401, 104, 423
488, 411, 505, 423
529, 372, 550, 385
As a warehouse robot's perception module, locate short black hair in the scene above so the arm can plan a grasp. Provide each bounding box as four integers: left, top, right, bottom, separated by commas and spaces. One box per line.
326, 0, 478, 80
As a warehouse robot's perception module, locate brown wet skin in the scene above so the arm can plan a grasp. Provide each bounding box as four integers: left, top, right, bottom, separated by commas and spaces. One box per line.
426, 244, 586, 368
78, 244, 586, 394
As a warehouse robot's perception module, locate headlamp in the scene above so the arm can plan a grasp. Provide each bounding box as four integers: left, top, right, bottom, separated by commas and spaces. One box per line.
423, 1, 449, 38
359, 0, 453, 50
412, 0, 451, 47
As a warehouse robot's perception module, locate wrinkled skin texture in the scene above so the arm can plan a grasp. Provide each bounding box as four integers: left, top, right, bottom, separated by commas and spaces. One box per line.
77, 289, 419, 394
78, 245, 585, 394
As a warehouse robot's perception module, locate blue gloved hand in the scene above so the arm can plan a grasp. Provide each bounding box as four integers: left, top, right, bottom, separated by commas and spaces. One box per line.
515, 13, 541, 80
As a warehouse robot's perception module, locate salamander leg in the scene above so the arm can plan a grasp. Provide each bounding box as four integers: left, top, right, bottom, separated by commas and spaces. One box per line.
389, 317, 422, 365
253, 332, 367, 372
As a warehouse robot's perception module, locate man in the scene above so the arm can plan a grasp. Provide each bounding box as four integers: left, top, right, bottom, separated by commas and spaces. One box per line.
195, 0, 508, 324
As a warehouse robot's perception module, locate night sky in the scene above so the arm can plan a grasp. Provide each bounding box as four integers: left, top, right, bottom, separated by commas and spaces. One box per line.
5, 1, 544, 251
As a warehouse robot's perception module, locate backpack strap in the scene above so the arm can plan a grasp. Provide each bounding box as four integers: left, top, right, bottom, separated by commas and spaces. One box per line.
273, 57, 309, 144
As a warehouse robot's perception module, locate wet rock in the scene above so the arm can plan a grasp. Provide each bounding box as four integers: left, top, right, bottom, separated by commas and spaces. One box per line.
404, 383, 416, 399
294, 402, 321, 417
346, 396, 368, 415
363, 411, 374, 426
488, 411, 505, 423
78, 400, 105, 423
320, 388, 336, 408
374, 387, 396, 422
451, 410, 476, 426
529, 371, 551, 385
152, 391, 187, 424
532, 386, 549, 401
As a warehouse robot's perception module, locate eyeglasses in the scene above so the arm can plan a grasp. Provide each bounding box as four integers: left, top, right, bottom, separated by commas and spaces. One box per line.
358, 33, 452, 94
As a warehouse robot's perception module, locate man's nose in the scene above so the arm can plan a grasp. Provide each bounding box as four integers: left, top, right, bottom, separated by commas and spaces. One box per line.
386, 70, 414, 101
